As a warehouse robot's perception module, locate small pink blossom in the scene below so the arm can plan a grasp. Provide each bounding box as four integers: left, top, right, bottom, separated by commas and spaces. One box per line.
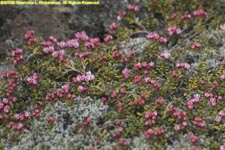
101, 97, 108, 104
170, 13, 177, 20
159, 36, 168, 43
127, 4, 139, 11
146, 32, 160, 40
220, 145, 225, 150
193, 9, 208, 17
218, 110, 225, 117
77, 85, 87, 93
160, 51, 171, 59
215, 116, 222, 123
220, 75, 225, 80
109, 22, 118, 30
117, 11, 126, 20
4, 105, 10, 113
82, 117, 92, 126
47, 117, 55, 124
220, 24, 225, 30
66, 39, 79, 48
52, 51, 59, 58
191, 42, 201, 49
181, 14, 192, 20
189, 135, 198, 143
120, 87, 126, 95
75, 31, 89, 41
122, 68, 130, 79
104, 35, 113, 42
167, 26, 182, 36
117, 102, 123, 112
111, 91, 118, 98
0, 102, 4, 109
210, 97, 216, 107
57, 41, 67, 48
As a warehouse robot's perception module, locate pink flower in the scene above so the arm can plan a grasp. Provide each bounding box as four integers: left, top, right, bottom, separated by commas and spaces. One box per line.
193, 117, 205, 127
149, 62, 154, 67
52, 51, 59, 58
215, 116, 222, 123
62, 83, 70, 93
191, 42, 201, 49
159, 37, 168, 43
77, 85, 87, 93
218, 95, 223, 101
0, 102, 4, 109
145, 128, 153, 139
127, 4, 139, 11
27, 73, 38, 85
220, 24, 225, 30
2, 98, 8, 104
75, 31, 89, 41
218, 110, 225, 117
220, 75, 225, 80
189, 135, 198, 143
220, 145, 225, 150
24, 111, 31, 118
193, 9, 208, 17
104, 35, 113, 42
119, 138, 128, 146
101, 97, 108, 104
17, 123, 24, 130
174, 124, 181, 130
160, 51, 171, 59
181, 14, 192, 20
117, 11, 126, 20
117, 102, 123, 111
122, 68, 130, 79
57, 41, 67, 48
67, 39, 79, 48
156, 98, 165, 106
43, 46, 54, 54
120, 87, 126, 95
47, 117, 55, 124
59, 50, 65, 56
82, 117, 92, 126
167, 26, 181, 36
85, 71, 95, 82
109, 22, 118, 30
210, 97, 216, 107
111, 91, 117, 98
4, 105, 10, 113
170, 13, 177, 20
146, 32, 160, 40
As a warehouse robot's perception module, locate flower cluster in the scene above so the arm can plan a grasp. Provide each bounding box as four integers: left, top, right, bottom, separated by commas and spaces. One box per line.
146, 32, 167, 43
45, 83, 76, 101
24, 30, 37, 45
144, 127, 165, 139
175, 62, 190, 70
167, 26, 182, 36
127, 4, 139, 12
193, 9, 208, 17
27, 72, 38, 85
188, 94, 200, 109
72, 71, 95, 83
11, 49, 24, 65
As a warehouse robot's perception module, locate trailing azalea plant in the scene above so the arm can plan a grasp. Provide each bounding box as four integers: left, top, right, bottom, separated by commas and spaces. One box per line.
0, 0, 225, 149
